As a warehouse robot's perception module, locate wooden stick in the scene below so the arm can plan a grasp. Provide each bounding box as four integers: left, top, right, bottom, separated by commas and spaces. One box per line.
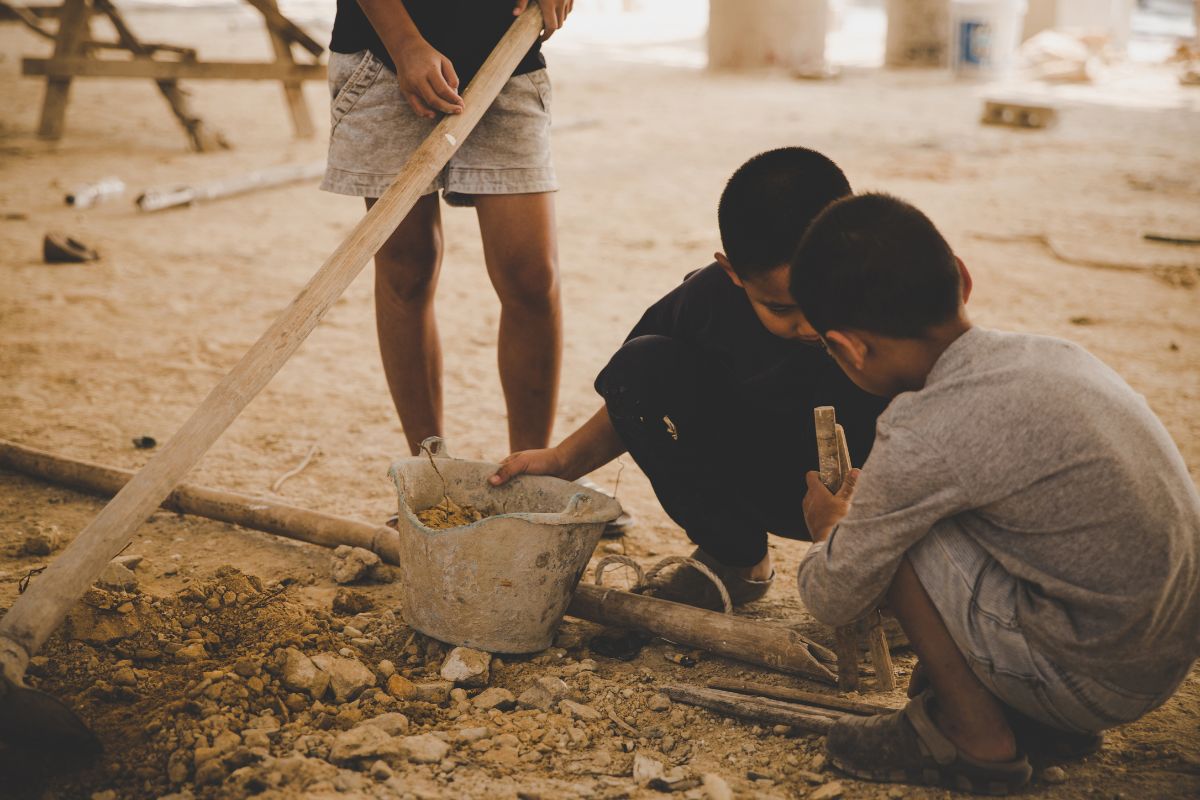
242, 0, 323, 58
813, 406, 843, 493
664, 685, 838, 734
707, 678, 894, 716
0, 4, 545, 688
24, 56, 327, 82
270, 444, 318, 493
0, 439, 837, 685
136, 161, 325, 212
866, 609, 897, 692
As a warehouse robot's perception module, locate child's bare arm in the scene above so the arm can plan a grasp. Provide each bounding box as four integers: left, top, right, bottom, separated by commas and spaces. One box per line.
491, 406, 626, 485
356, 0, 463, 118
513, 0, 574, 41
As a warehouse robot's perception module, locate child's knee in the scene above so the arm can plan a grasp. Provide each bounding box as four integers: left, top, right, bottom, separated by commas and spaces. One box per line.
492, 258, 560, 311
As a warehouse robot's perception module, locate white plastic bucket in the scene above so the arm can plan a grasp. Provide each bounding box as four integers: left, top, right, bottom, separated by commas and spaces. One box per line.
950, 0, 1028, 78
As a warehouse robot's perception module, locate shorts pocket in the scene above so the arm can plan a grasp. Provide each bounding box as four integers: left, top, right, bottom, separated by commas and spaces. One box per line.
330, 51, 383, 130
524, 69, 552, 112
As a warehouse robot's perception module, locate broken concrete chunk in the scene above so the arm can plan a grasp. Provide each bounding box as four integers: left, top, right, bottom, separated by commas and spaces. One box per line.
472, 687, 516, 711
280, 648, 330, 698
439, 646, 490, 688
517, 676, 571, 710
330, 545, 381, 585
311, 653, 375, 703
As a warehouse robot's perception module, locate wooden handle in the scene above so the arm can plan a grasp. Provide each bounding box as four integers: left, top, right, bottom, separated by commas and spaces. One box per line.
0, 4, 543, 685
814, 406, 842, 492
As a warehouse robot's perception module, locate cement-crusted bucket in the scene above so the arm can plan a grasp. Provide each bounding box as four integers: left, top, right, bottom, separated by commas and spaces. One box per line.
388, 440, 621, 653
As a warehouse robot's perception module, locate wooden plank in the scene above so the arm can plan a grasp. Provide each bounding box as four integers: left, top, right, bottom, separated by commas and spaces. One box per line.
36, 0, 92, 140
865, 610, 897, 692
259, 0, 313, 139
0, 5, 544, 688
24, 56, 326, 81
242, 0, 323, 58
707, 678, 894, 716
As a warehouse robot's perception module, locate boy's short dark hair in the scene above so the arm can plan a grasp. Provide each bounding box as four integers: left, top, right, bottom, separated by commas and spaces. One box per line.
790, 193, 962, 337
717, 147, 851, 278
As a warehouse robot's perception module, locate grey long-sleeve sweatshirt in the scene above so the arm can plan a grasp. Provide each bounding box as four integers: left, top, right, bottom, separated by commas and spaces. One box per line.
797, 327, 1200, 690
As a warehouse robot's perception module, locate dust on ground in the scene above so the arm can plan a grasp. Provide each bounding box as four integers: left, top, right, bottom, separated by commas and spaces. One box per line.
2, 5, 1199, 800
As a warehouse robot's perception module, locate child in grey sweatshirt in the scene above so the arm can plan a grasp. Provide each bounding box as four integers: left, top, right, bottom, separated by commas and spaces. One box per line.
789, 193, 1199, 796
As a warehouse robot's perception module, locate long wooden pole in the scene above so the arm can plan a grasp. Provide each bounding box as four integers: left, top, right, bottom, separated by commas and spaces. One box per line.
0, 4, 544, 689
0, 440, 837, 685
663, 685, 838, 734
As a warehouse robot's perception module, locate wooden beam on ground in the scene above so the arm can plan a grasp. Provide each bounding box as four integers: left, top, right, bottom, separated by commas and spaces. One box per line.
258, 0, 313, 139
242, 0, 323, 58
23, 56, 326, 81
36, 0, 91, 140
0, 439, 838, 685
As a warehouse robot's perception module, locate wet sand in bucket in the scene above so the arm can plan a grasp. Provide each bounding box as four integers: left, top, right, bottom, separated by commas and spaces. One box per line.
416, 496, 489, 529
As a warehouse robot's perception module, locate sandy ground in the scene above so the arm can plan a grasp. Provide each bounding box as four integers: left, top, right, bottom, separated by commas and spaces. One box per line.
1, 7, 1199, 799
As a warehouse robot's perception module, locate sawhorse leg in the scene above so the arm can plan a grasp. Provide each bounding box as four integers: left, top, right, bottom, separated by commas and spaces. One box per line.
37, 0, 92, 140
262, 0, 313, 138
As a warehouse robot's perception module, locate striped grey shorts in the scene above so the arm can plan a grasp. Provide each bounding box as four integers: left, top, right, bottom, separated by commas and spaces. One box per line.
908, 524, 1188, 734
320, 50, 557, 206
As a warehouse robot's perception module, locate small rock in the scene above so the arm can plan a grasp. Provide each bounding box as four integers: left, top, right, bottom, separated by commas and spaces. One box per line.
472, 687, 516, 711
632, 753, 665, 785
386, 674, 416, 700
114, 554, 144, 571
167, 748, 190, 784
809, 782, 845, 800
377, 660, 396, 679
1042, 766, 1067, 785
21, 528, 60, 556
455, 726, 492, 744
111, 666, 137, 687
412, 680, 453, 705
332, 587, 373, 614
175, 642, 208, 663
193, 759, 227, 787
701, 773, 733, 800
281, 647, 330, 698
242, 729, 271, 749
772, 724, 790, 736
370, 760, 393, 781
330, 725, 400, 764
647, 693, 671, 712
330, 545, 382, 585
311, 653, 376, 703
559, 699, 601, 722
96, 561, 138, 592
358, 712, 409, 736
440, 647, 491, 688
398, 733, 450, 764
517, 676, 571, 710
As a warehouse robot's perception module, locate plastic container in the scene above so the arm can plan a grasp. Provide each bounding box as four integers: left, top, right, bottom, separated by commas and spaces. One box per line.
950, 0, 1028, 78
388, 441, 621, 653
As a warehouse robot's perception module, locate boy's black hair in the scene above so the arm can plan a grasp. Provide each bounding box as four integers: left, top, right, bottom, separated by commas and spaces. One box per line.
790, 193, 962, 337
717, 147, 852, 277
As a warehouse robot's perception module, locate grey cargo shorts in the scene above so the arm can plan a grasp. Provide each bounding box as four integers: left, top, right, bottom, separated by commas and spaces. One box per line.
321, 49, 557, 206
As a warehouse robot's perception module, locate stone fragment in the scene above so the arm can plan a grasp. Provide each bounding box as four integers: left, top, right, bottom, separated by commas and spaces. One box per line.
176, 642, 208, 662
440, 646, 491, 688
21, 527, 60, 556
233, 658, 260, 677
647, 693, 671, 712
701, 773, 733, 800
311, 653, 375, 703
559, 699, 602, 722
111, 666, 137, 687
809, 782, 845, 800
167, 747, 190, 784
1042, 766, 1067, 785
114, 554, 144, 571
193, 759, 227, 787
398, 733, 450, 764
96, 561, 138, 592
330, 545, 382, 585
455, 726, 492, 744
330, 725, 401, 764
633, 753, 665, 785
243, 729, 271, 749
333, 587, 374, 616
412, 680, 453, 704
472, 687, 516, 711
377, 659, 396, 679
358, 712, 409, 736
517, 676, 571, 710
370, 760, 393, 781
386, 674, 416, 700
280, 648, 330, 698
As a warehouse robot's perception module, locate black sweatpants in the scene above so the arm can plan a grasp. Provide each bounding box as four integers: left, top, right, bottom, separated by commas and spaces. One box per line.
595, 335, 812, 568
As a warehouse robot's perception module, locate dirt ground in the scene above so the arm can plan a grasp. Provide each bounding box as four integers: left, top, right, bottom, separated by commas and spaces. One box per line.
2, 8, 1199, 800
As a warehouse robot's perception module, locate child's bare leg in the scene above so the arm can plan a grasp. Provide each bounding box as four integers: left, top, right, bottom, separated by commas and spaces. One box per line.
369, 194, 444, 455
474, 192, 562, 451
888, 557, 1017, 762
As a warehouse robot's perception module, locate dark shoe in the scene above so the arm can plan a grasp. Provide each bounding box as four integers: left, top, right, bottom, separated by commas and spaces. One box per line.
645, 548, 772, 611
826, 691, 1033, 795
1006, 709, 1104, 765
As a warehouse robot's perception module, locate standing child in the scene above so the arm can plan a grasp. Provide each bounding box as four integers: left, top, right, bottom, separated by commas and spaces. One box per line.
791, 193, 1200, 794
322, 1, 571, 453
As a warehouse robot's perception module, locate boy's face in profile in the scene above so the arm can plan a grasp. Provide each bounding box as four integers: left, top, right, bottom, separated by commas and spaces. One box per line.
718, 257, 822, 343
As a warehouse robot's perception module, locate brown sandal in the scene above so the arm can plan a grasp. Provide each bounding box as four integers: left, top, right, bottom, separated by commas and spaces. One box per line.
825, 691, 1033, 795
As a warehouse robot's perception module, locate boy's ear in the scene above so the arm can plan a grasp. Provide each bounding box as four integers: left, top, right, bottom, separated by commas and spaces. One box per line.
714, 252, 744, 288
826, 330, 868, 370
956, 256, 973, 304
